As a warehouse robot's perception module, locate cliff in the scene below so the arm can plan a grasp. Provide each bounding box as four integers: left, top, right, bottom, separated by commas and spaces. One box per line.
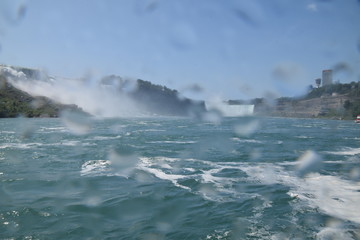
254, 82, 360, 119
131, 79, 206, 116
0, 75, 86, 118
99, 75, 207, 117
0, 65, 206, 118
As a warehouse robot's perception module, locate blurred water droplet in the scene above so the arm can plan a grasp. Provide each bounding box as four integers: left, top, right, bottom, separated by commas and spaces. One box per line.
156, 222, 171, 233
250, 148, 262, 161
233, 8, 257, 26
234, 119, 259, 137
30, 98, 45, 109
108, 147, 139, 178
0, 186, 12, 206
169, 22, 197, 50
296, 150, 322, 177
232, 217, 250, 239
272, 63, 304, 82
230, 1, 262, 27
142, 233, 165, 240
0, 75, 6, 89
17, 4, 27, 21
181, 83, 203, 93
124, 78, 140, 93
0, 0, 27, 26
201, 110, 223, 124
134, 170, 155, 182
325, 218, 342, 228
16, 116, 35, 139
61, 110, 92, 135
238, 83, 254, 96
199, 183, 218, 200
84, 195, 101, 207
332, 62, 353, 78
134, 0, 158, 15
350, 167, 360, 181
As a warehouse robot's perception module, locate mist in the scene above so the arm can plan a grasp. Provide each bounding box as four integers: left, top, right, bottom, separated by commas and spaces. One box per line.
3, 66, 151, 118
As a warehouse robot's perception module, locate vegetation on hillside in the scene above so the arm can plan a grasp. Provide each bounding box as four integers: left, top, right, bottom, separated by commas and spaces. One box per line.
249, 81, 360, 119
305, 82, 360, 118
131, 79, 206, 116
304, 82, 360, 99
0, 75, 84, 118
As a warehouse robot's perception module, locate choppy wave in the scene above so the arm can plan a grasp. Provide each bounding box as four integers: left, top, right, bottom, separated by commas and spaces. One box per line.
325, 147, 360, 155
231, 137, 263, 143
80, 160, 111, 176
240, 163, 360, 224
147, 140, 197, 144
81, 153, 360, 225
2, 117, 360, 239
0, 142, 42, 149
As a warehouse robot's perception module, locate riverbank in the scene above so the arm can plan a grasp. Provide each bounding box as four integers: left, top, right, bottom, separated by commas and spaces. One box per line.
252, 82, 360, 120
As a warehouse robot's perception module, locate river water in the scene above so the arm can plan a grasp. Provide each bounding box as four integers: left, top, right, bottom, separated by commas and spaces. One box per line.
1, 117, 359, 239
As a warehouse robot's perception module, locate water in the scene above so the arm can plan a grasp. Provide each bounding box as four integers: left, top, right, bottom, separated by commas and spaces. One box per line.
0, 117, 360, 239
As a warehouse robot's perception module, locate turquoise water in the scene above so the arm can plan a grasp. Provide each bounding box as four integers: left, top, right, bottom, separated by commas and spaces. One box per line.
1, 117, 360, 239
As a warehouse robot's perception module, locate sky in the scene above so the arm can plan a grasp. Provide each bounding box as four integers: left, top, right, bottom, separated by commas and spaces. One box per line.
1, 0, 360, 101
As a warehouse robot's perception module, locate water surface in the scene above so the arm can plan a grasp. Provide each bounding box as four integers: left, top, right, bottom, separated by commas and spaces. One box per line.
1, 117, 359, 239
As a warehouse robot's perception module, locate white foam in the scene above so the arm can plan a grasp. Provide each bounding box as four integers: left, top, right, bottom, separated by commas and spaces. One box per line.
184, 168, 196, 172
138, 166, 190, 190
118, 154, 360, 218
148, 140, 196, 144
59, 140, 81, 146
231, 138, 262, 144
295, 135, 314, 139
325, 147, 360, 156
38, 127, 67, 133
316, 226, 355, 240
240, 162, 360, 224
295, 173, 360, 224
0, 142, 43, 149
81, 160, 111, 176
138, 157, 241, 200
90, 135, 122, 141
138, 129, 166, 132
160, 163, 172, 169
0, 131, 16, 134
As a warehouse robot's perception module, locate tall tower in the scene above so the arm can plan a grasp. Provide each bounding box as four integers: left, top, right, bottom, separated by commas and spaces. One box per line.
322, 70, 333, 86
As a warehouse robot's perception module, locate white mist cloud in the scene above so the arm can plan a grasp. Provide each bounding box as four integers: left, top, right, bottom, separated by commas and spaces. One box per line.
3, 66, 146, 118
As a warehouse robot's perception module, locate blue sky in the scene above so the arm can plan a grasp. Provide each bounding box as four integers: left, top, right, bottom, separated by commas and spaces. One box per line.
1, 0, 360, 100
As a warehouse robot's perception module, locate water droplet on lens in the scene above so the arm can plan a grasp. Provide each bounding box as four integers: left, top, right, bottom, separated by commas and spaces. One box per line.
169, 22, 197, 50
296, 150, 322, 177
201, 110, 223, 124
60, 110, 92, 135
350, 167, 360, 181
134, 0, 158, 15
332, 62, 352, 78
108, 147, 139, 178
234, 119, 259, 137
272, 62, 304, 83
17, 4, 27, 21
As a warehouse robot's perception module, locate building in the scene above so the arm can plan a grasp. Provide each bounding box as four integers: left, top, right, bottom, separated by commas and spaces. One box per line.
322, 69, 333, 86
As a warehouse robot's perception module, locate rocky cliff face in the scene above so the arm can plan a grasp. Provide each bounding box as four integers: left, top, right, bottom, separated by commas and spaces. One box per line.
253, 81, 360, 119
254, 93, 360, 119
272, 94, 351, 118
